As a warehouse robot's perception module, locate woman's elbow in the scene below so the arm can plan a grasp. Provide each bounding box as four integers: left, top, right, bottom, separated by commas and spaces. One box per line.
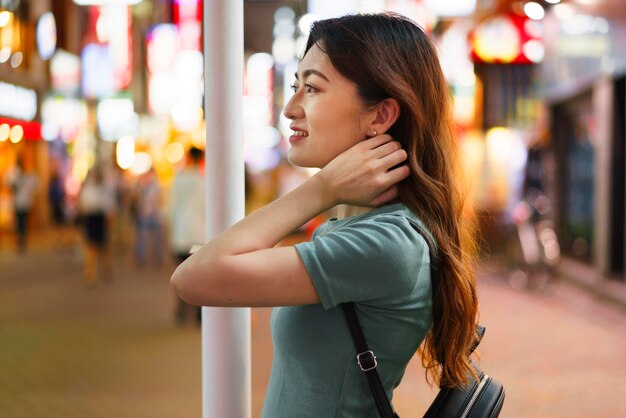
170, 262, 204, 306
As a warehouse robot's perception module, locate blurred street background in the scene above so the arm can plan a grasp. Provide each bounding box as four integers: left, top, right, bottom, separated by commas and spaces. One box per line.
1, 0, 626, 416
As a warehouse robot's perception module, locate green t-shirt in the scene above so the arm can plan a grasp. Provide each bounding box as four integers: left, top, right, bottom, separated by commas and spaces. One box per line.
262, 203, 434, 418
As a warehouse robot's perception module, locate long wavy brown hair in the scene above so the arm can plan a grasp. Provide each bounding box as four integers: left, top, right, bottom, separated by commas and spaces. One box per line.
305, 13, 479, 387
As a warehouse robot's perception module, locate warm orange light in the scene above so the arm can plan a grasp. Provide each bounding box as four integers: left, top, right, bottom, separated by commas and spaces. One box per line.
0, 11, 12, 28
165, 142, 185, 164
9, 125, 24, 143
473, 17, 520, 63
0, 123, 9, 141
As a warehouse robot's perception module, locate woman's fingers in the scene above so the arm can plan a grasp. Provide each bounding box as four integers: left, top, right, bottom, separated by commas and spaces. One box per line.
370, 164, 410, 207
371, 140, 402, 159
385, 164, 411, 185
370, 165, 410, 207
369, 185, 400, 207
361, 134, 394, 150
378, 147, 408, 170
318, 133, 410, 207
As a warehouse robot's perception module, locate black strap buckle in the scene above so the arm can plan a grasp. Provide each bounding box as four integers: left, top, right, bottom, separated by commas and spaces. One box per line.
357, 350, 378, 371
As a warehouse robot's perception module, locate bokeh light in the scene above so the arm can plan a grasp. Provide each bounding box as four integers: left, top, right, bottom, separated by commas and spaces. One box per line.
0, 123, 9, 141
524, 2, 545, 20
129, 151, 152, 176
9, 125, 24, 143
165, 142, 185, 164
116, 135, 135, 169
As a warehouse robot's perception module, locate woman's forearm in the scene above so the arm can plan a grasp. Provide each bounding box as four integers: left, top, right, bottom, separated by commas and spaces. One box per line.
170, 174, 333, 305
197, 173, 334, 256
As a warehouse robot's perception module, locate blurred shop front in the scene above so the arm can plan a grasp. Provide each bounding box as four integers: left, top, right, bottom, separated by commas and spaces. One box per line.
0, 0, 52, 233
459, 2, 546, 257
541, 0, 626, 285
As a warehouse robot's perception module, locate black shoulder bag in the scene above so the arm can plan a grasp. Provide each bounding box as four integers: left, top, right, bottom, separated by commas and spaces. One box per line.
341, 220, 505, 418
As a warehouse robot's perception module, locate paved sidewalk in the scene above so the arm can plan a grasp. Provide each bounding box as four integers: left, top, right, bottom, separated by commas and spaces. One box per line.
0, 227, 202, 418
1, 227, 626, 417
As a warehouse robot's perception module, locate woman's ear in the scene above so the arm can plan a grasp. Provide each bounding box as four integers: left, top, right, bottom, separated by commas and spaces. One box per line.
370, 98, 400, 135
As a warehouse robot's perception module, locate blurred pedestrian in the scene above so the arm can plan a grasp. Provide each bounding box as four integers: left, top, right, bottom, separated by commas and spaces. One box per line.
109, 165, 135, 251
133, 168, 164, 267
78, 167, 115, 286
171, 13, 480, 417
8, 159, 38, 253
48, 170, 65, 225
168, 147, 204, 325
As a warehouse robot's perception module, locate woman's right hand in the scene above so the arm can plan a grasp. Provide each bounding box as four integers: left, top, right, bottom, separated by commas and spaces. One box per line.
314, 134, 410, 208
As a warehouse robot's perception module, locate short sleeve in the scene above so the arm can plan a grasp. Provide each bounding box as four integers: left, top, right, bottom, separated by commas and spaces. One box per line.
294, 215, 428, 310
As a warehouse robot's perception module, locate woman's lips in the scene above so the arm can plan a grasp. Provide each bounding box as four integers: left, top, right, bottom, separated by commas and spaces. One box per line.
289, 130, 309, 144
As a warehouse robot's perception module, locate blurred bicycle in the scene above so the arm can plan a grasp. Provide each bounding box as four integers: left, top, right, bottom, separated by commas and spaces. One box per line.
505, 192, 561, 291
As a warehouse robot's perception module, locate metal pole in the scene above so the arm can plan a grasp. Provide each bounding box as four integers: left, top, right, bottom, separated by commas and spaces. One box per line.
202, 1, 250, 418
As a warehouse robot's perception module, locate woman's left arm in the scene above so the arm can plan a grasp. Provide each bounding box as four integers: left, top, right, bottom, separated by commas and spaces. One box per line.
170, 134, 409, 307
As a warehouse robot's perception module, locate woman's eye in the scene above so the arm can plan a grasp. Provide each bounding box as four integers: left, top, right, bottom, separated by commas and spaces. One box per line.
289, 83, 316, 93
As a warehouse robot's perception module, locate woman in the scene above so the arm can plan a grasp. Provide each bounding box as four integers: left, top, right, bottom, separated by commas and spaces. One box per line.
171, 13, 478, 417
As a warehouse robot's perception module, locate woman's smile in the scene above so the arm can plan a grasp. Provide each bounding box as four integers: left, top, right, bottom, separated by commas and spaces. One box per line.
288, 127, 309, 144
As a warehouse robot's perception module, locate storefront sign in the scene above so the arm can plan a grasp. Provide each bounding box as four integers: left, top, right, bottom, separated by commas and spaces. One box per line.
541, 4, 624, 97
36, 12, 57, 60
73, 0, 142, 5
471, 13, 543, 64
97, 5, 133, 90
173, 0, 202, 51
82, 43, 115, 99
41, 96, 87, 142
0, 82, 38, 121
424, 0, 475, 17
97, 96, 139, 141
51, 49, 81, 95
146, 24, 203, 116
0, 116, 42, 141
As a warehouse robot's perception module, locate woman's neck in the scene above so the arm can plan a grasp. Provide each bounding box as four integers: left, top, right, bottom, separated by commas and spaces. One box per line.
336, 204, 372, 220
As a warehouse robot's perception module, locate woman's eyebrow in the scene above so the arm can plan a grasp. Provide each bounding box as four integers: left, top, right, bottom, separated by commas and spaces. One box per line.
294, 69, 329, 82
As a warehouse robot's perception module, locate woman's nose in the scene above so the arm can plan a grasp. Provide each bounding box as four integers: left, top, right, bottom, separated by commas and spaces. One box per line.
283, 93, 300, 120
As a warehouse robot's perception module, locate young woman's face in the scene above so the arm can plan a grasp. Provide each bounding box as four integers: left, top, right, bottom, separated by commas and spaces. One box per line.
283, 43, 374, 168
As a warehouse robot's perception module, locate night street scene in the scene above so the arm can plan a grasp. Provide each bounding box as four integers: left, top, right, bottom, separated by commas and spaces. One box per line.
1, 0, 626, 417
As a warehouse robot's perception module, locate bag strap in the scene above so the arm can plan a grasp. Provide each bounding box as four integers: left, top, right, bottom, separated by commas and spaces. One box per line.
341, 302, 398, 418
341, 218, 484, 418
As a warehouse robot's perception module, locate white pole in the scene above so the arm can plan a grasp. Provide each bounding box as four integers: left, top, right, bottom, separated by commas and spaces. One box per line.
202, 1, 250, 418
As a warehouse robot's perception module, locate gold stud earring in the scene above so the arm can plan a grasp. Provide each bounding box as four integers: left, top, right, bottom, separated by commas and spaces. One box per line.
372, 130, 377, 136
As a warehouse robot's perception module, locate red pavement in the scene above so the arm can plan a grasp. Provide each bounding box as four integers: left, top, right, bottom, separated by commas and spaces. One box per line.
1, 226, 626, 417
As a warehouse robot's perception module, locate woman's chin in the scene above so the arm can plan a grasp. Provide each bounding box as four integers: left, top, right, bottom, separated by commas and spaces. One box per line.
287, 152, 318, 168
